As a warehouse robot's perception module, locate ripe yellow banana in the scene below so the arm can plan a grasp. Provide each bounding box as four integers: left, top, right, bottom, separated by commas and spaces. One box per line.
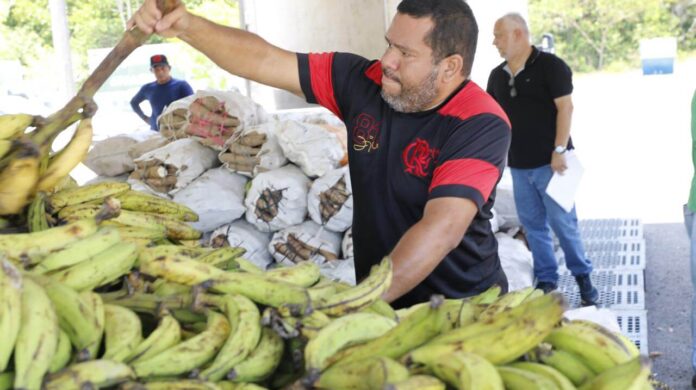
312, 356, 409, 390
305, 311, 397, 373
0, 218, 98, 264
577, 355, 651, 389
0, 142, 40, 215
395, 298, 463, 331
131, 310, 230, 377
81, 290, 106, 359
530, 343, 596, 386
139, 244, 210, 262
0, 260, 22, 371
64, 207, 202, 240
33, 227, 121, 273
103, 304, 143, 362
13, 277, 58, 390
139, 253, 228, 285
429, 292, 563, 346
265, 261, 321, 287
281, 309, 332, 340
36, 118, 93, 192
227, 327, 284, 383
477, 285, 535, 322
47, 242, 138, 291
49, 174, 78, 194
140, 255, 312, 313
27, 191, 50, 232
116, 190, 199, 221
308, 280, 347, 302
327, 295, 445, 369
0, 113, 34, 139
428, 351, 504, 390
361, 298, 399, 322
385, 375, 446, 390
197, 247, 248, 270
28, 274, 101, 358
115, 225, 168, 241
231, 256, 264, 274
48, 329, 72, 373
313, 256, 392, 316
126, 314, 181, 363
406, 293, 565, 366
544, 320, 634, 374
43, 359, 136, 390
199, 295, 262, 381
569, 319, 640, 358
497, 366, 557, 390
48, 181, 130, 210
510, 361, 575, 390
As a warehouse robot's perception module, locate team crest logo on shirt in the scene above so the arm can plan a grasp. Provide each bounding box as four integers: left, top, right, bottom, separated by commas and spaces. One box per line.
352, 113, 381, 153
402, 138, 439, 178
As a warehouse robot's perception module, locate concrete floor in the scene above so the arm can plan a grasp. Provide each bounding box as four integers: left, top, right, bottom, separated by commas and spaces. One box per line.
645, 223, 693, 389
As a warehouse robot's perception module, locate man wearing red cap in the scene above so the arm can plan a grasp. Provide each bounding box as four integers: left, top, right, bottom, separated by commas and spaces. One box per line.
130, 54, 194, 131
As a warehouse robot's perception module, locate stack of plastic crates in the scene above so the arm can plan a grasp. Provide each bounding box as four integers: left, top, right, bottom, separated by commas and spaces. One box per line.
557, 218, 648, 354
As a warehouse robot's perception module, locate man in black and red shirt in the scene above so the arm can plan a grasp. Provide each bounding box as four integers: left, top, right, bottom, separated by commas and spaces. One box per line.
131, 0, 511, 308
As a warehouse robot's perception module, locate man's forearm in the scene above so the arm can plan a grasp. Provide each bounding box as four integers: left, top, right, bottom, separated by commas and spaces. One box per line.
382, 220, 457, 302
554, 96, 573, 146
179, 15, 302, 96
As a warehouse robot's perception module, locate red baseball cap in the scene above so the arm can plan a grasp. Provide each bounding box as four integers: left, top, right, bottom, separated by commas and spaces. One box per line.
150, 54, 169, 68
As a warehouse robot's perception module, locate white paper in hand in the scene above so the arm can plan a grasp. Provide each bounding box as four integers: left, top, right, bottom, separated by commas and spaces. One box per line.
545, 151, 584, 213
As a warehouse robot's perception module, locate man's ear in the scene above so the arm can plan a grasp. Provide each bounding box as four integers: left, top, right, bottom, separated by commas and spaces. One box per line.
441, 55, 464, 82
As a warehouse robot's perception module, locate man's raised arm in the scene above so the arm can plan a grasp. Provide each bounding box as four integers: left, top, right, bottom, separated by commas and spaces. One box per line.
129, 0, 303, 97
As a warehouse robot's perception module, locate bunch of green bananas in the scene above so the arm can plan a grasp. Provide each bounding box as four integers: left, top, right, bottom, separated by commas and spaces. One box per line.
46, 181, 202, 245
0, 203, 655, 390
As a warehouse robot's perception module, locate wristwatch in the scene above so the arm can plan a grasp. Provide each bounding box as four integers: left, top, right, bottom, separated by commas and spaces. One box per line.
554, 145, 567, 154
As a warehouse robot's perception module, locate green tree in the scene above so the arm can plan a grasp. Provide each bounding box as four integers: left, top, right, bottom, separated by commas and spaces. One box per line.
529, 0, 692, 72
1, 0, 239, 85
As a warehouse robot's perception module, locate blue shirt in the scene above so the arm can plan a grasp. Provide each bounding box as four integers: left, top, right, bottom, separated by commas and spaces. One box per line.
130, 78, 193, 131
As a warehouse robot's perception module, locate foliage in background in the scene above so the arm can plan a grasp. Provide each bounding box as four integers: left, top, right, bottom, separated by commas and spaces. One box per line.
0, 0, 239, 86
529, 0, 695, 72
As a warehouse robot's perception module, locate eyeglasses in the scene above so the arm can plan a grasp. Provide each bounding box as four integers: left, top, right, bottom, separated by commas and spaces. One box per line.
508, 76, 517, 98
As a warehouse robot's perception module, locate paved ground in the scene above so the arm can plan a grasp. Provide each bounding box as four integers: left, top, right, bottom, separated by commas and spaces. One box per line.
571, 58, 695, 389
646, 223, 693, 389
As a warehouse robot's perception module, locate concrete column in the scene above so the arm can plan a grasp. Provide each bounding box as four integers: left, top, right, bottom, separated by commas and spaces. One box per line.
246, 0, 387, 110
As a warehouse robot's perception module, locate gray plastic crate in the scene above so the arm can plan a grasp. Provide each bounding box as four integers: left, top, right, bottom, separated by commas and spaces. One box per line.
613, 309, 649, 355
558, 269, 645, 310
579, 218, 643, 241
558, 239, 646, 270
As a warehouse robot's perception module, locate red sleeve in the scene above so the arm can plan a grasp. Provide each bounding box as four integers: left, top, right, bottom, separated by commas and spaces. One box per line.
307, 53, 342, 119
430, 159, 500, 201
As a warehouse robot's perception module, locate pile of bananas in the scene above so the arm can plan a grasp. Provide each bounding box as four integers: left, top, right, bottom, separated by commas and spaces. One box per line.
0, 228, 655, 390
0, 112, 93, 217
34, 181, 202, 246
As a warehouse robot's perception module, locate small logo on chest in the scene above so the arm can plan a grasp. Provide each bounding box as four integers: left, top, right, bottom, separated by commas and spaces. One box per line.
352, 113, 381, 153
402, 138, 440, 178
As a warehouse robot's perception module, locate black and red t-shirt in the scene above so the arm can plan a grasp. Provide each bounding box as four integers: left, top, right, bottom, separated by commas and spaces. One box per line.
298, 52, 511, 308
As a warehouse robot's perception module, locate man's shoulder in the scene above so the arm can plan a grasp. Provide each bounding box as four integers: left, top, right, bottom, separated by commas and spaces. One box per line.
439, 82, 510, 128
536, 51, 570, 69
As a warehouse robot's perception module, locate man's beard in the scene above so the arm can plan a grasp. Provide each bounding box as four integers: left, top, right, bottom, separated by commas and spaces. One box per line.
381, 66, 440, 113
